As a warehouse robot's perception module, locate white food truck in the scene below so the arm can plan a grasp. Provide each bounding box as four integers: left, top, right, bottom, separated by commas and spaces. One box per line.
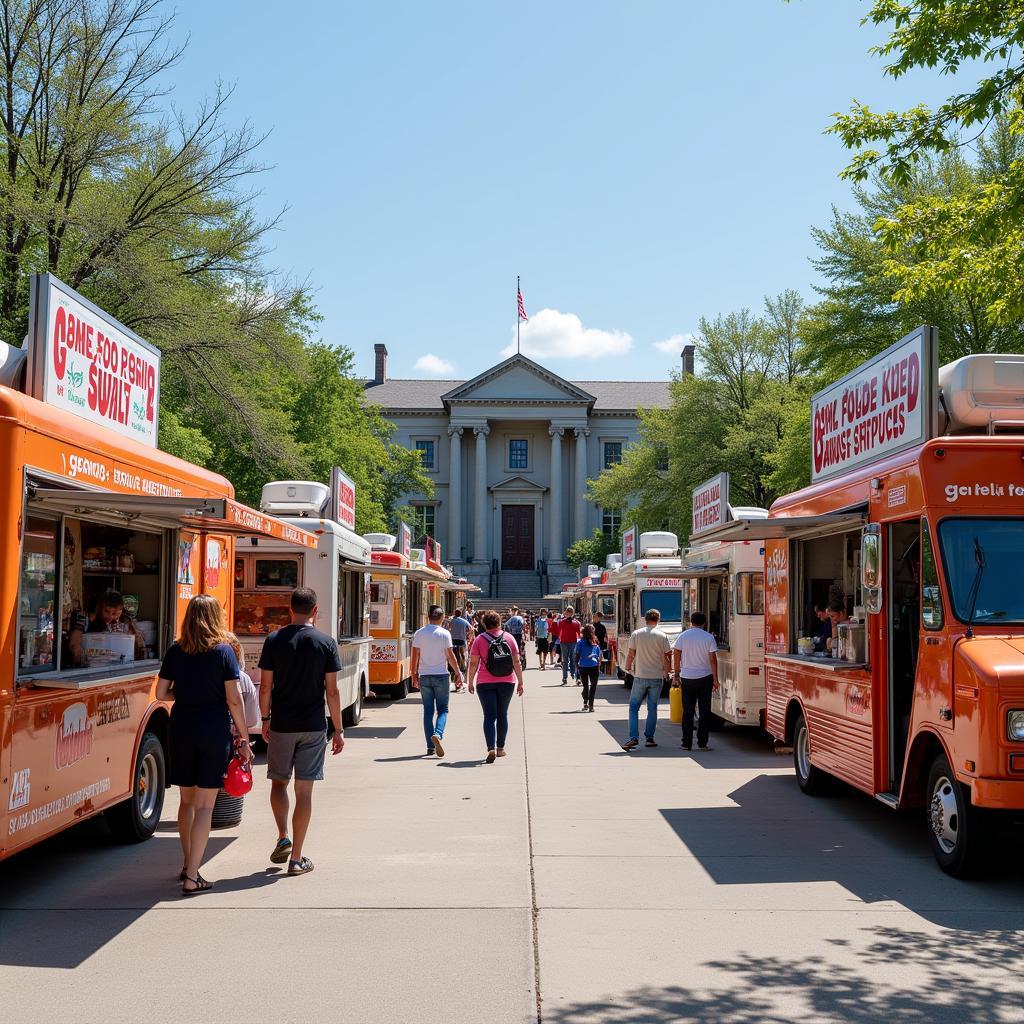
233, 478, 372, 727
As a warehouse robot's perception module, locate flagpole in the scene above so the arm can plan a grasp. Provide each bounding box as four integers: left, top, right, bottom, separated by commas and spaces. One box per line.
517, 275, 521, 354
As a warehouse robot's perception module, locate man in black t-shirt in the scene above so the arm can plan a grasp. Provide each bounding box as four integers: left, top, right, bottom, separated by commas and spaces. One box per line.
258, 587, 343, 877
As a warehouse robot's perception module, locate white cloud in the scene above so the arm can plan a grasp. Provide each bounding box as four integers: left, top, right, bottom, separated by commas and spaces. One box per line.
502, 308, 633, 360
652, 332, 696, 354
414, 353, 456, 375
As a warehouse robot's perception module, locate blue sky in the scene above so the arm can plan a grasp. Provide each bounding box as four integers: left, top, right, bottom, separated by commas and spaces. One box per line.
169, 1, 971, 381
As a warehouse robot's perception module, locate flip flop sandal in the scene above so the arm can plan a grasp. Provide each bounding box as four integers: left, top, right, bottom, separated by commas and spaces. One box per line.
288, 857, 315, 876
270, 837, 292, 864
181, 874, 213, 895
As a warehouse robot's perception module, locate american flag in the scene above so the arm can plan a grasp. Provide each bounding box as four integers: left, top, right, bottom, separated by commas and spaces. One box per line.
517, 286, 528, 322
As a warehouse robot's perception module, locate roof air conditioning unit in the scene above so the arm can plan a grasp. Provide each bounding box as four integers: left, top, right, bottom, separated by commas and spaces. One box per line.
260, 481, 330, 517
639, 531, 679, 557
0, 340, 26, 390
939, 354, 1024, 435
606, 553, 623, 569
364, 533, 396, 551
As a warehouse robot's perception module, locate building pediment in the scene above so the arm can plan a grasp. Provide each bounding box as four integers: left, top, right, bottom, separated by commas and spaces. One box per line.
489, 475, 549, 492
441, 354, 595, 409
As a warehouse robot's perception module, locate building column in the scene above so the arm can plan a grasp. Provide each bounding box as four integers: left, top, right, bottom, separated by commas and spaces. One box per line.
549, 425, 564, 562
573, 425, 589, 544
473, 424, 490, 563
447, 425, 463, 561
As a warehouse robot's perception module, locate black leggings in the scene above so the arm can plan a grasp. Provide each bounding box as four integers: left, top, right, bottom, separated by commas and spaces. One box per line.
579, 666, 599, 704
476, 682, 515, 750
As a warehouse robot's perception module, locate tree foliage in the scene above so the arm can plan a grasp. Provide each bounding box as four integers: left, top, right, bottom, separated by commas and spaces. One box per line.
565, 529, 621, 573
830, 1, 1024, 324
0, 0, 430, 528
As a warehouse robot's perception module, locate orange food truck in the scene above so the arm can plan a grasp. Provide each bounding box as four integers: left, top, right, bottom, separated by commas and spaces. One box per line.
1, 274, 316, 860
705, 327, 1024, 875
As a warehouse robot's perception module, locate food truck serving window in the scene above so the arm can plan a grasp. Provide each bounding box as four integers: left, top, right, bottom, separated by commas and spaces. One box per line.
938, 518, 1024, 625
255, 558, 300, 589
18, 503, 166, 678
640, 589, 681, 623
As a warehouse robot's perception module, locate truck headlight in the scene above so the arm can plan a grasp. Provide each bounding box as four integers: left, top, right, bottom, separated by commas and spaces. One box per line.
1008, 710, 1024, 742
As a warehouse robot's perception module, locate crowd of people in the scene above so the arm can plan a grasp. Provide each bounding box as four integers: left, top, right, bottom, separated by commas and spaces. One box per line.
160, 589, 722, 895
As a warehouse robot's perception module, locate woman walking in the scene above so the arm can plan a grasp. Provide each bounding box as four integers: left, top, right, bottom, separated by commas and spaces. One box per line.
157, 595, 251, 894
467, 609, 525, 763
576, 624, 602, 712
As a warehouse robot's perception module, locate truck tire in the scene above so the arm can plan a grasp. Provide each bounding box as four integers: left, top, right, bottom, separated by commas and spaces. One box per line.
105, 732, 165, 843
342, 680, 364, 727
792, 713, 830, 796
393, 677, 409, 700
926, 754, 989, 878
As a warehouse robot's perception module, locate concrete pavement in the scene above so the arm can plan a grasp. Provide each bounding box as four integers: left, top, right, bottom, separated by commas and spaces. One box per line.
2, 664, 1024, 1023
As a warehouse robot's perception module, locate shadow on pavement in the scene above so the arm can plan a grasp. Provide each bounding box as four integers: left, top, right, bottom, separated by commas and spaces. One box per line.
596, 721, 784, 769
545, 924, 1024, 1023
344, 727, 407, 739
0, 816, 256, 968
659, 773, 1024, 926
437, 760, 486, 769
375, 753, 433, 763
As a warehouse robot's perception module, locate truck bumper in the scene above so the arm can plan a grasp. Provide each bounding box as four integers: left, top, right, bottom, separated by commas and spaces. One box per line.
970, 776, 1024, 809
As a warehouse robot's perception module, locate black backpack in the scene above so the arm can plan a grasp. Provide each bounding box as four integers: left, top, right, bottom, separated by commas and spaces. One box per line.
484, 632, 515, 676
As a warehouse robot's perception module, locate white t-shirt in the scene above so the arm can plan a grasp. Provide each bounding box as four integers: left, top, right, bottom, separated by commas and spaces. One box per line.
412, 624, 453, 676
673, 627, 718, 679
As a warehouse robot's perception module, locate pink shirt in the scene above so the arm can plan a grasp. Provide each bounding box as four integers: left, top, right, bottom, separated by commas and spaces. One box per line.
470, 629, 521, 682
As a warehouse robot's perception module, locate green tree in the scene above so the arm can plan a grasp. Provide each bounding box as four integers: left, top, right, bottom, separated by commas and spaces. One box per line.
829, 1, 1024, 323
566, 529, 621, 572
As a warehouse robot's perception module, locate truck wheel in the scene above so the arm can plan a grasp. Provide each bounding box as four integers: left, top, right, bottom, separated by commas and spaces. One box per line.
707, 713, 726, 733
926, 754, 989, 877
105, 732, 165, 843
393, 677, 409, 700
793, 713, 830, 796
342, 680, 364, 727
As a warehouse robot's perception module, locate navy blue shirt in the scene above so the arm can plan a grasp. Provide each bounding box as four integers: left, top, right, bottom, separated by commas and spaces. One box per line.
159, 642, 239, 707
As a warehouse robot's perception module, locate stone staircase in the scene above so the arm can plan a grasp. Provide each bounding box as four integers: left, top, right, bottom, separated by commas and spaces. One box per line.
495, 569, 543, 603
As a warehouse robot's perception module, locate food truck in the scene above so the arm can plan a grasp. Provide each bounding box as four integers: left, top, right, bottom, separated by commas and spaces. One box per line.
364, 531, 455, 698
576, 559, 620, 669
1, 274, 317, 860
702, 327, 1024, 875
680, 477, 768, 727
234, 476, 372, 727
611, 529, 685, 688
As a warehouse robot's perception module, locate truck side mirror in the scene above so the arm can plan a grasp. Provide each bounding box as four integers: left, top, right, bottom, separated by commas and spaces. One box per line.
861, 524, 882, 615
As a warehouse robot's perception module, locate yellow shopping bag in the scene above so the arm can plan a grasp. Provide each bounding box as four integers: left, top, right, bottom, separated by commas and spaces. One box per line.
669, 684, 683, 724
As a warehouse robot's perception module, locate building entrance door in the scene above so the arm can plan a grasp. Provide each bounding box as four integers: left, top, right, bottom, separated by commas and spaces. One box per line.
501, 505, 535, 570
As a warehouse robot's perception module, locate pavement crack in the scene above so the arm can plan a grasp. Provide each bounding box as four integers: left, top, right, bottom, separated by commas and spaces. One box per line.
521, 693, 544, 1024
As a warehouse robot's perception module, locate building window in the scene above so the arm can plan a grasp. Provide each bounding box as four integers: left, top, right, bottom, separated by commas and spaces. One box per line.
414, 440, 436, 470
509, 439, 529, 470
412, 504, 436, 538
602, 508, 622, 541
603, 441, 623, 469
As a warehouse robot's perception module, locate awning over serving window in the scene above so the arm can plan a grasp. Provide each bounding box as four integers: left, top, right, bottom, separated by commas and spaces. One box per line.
368, 563, 446, 583
27, 488, 319, 549
690, 512, 866, 544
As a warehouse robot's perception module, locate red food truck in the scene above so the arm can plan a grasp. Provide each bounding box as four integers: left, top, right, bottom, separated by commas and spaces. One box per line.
702, 328, 1024, 876
1, 274, 316, 860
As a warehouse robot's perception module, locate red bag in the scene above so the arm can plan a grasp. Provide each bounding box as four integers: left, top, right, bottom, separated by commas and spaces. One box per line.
223, 755, 253, 797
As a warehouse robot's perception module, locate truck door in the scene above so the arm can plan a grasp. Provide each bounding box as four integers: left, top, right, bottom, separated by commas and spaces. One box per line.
887, 519, 922, 789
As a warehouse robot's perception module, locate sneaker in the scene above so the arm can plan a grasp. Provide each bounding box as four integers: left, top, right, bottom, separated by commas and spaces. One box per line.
486, 749, 497, 764
582, 704, 589, 713
681, 741, 692, 750
622, 738, 639, 751
588, 705, 594, 712
496, 749, 507, 758
561, 680, 568, 686
287, 856, 314, 876
698, 745, 713, 752
432, 734, 445, 758
645, 738, 658, 748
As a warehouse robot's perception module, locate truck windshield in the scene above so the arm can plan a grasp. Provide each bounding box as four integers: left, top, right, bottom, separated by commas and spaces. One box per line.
640, 589, 682, 623
938, 518, 1024, 624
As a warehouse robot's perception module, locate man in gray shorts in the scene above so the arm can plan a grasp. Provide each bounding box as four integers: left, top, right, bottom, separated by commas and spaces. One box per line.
258, 587, 344, 876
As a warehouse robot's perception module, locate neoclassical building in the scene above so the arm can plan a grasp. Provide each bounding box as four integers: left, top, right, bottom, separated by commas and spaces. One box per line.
363, 345, 679, 593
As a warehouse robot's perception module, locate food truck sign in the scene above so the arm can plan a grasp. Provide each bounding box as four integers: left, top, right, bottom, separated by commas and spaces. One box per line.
692, 473, 729, 538
811, 326, 938, 483
400, 521, 412, 560
329, 466, 357, 530
27, 274, 161, 447
622, 525, 639, 564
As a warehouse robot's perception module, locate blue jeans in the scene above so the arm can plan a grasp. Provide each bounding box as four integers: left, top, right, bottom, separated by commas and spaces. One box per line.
560, 642, 577, 681
629, 677, 662, 742
476, 682, 515, 750
420, 675, 450, 749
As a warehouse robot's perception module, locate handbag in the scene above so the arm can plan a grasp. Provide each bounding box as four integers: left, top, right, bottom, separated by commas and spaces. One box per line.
223, 752, 253, 797
669, 685, 683, 724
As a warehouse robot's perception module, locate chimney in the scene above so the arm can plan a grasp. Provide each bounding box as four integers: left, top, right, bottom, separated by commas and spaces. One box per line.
681, 343, 695, 377
373, 343, 388, 385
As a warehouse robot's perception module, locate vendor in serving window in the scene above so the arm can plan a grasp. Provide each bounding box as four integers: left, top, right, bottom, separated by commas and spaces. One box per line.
812, 601, 832, 652
66, 589, 146, 666
825, 599, 849, 655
